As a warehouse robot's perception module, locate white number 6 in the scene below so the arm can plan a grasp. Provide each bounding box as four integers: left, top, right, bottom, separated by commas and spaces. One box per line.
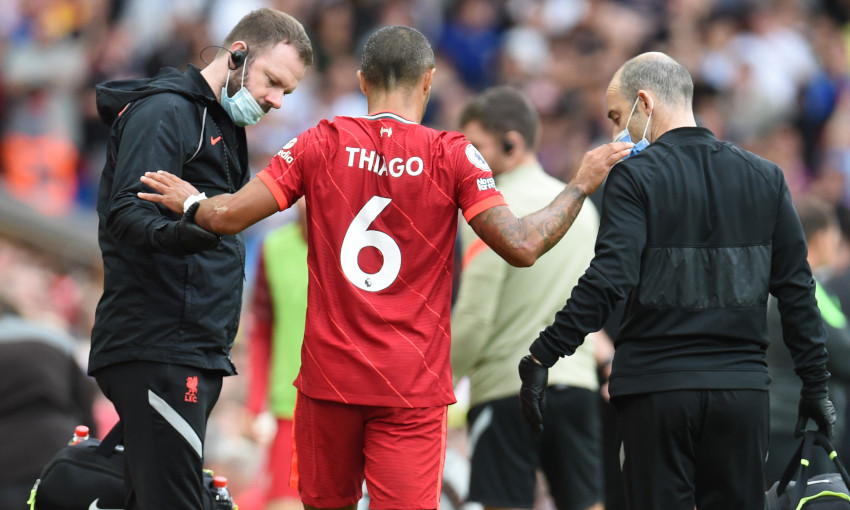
340, 196, 401, 292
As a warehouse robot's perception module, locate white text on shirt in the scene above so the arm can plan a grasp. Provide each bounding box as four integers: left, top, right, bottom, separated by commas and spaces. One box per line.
345, 146, 423, 178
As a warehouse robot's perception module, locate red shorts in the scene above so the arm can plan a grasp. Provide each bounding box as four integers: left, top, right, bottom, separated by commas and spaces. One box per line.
291, 392, 448, 509
266, 418, 300, 500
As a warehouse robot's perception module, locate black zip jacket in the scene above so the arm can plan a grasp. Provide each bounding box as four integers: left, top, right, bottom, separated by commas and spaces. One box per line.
88, 65, 249, 375
530, 127, 830, 399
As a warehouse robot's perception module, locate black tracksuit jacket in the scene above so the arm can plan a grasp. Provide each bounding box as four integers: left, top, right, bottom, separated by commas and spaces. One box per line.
530, 127, 830, 399
89, 65, 248, 375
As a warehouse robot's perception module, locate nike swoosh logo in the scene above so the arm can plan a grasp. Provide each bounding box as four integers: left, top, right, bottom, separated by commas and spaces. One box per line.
89, 498, 123, 510
210, 136, 222, 145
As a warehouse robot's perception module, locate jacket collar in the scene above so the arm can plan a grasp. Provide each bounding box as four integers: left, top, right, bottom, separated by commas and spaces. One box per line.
655, 126, 716, 145
185, 64, 217, 104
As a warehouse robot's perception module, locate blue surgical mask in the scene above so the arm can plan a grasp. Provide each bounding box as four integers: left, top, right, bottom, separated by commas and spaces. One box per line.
220, 64, 266, 127
613, 96, 653, 160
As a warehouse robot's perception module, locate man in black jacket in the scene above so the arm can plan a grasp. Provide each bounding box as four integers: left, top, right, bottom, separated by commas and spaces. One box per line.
89, 9, 312, 510
518, 52, 836, 510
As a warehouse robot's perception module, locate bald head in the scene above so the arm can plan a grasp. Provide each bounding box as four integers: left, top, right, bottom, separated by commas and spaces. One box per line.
615, 52, 694, 108
605, 52, 697, 143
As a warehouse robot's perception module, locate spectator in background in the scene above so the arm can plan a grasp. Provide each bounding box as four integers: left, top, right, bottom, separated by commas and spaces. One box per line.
451, 86, 603, 510
0, 1, 91, 216
765, 196, 850, 483
243, 198, 307, 510
798, 14, 850, 172
310, 0, 356, 73
314, 55, 368, 120
438, 0, 501, 91
0, 295, 98, 510
3, 0, 850, 222
88, 9, 312, 510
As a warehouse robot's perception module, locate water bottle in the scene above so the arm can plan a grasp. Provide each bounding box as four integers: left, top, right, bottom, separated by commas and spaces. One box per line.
212, 476, 233, 510
68, 425, 90, 445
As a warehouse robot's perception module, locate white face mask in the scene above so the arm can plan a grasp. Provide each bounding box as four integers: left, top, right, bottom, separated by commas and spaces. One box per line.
220, 63, 266, 127
613, 96, 653, 160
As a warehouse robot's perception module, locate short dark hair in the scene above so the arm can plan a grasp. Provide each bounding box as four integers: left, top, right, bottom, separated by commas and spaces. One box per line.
360, 26, 435, 90
458, 86, 539, 150
796, 197, 838, 241
619, 52, 693, 107
223, 8, 313, 66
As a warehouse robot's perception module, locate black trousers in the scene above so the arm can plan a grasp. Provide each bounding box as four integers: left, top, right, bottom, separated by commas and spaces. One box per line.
95, 361, 223, 510
613, 389, 769, 510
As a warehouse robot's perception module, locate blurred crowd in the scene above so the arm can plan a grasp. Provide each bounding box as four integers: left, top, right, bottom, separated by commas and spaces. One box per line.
6, 0, 850, 507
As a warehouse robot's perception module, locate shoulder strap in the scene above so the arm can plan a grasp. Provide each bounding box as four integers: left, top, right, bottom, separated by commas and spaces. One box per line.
777, 433, 809, 496
95, 421, 124, 457
786, 431, 817, 502
815, 431, 850, 486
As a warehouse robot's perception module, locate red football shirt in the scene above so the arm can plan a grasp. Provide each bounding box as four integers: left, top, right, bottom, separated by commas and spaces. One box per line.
257, 112, 506, 407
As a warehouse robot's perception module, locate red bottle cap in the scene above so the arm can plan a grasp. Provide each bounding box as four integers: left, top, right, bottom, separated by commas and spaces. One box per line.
213, 476, 228, 488
75, 425, 90, 437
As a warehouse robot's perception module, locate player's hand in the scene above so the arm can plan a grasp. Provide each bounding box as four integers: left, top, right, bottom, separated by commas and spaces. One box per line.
177, 202, 221, 253
570, 141, 634, 195
796, 396, 837, 440
139, 170, 199, 214
518, 355, 548, 434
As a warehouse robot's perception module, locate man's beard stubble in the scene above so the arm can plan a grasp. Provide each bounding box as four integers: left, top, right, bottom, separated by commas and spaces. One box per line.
225, 67, 247, 98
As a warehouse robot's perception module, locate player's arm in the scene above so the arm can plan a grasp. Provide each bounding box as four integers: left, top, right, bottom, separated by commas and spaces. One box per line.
468, 142, 632, 267
769, 175, 830, 399
139, 171, 280, 234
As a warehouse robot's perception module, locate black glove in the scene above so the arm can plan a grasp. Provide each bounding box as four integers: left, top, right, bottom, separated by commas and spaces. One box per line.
796, 396, 837, 440
177, 201, 221, 253
518, 355, 548, 434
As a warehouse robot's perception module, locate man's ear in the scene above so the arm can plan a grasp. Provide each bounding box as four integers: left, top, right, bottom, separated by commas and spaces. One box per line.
504, 130, 525, 155
357, 70, 368, 96
229, 40, 248, 52
637, 89, 654, 115
423, 68, 436, 94
228, 40, 249, 69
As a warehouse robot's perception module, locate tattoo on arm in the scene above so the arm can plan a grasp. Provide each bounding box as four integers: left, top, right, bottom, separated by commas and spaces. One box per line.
530, 184, 586, 253
470, 184, 587, 266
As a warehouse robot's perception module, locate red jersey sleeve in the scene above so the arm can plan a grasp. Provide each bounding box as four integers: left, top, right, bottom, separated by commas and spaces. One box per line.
443, 132, 507, 221
256, 127, 322, 210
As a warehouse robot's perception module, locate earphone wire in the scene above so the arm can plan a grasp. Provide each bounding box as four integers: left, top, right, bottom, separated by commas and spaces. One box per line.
200, 44, 248, 70
199, 45, 229, 66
